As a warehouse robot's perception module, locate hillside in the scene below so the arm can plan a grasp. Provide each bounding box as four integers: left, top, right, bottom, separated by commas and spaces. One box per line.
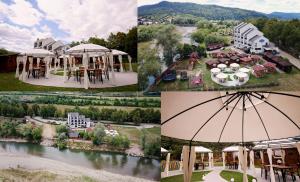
138, 1, 267, 20
138, 1, 300, 20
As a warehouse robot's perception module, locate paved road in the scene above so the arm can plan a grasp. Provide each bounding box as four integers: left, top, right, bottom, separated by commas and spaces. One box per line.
278, 49, 300, 69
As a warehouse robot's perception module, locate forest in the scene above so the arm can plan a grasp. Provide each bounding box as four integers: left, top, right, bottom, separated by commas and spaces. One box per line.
249, 18, 300, 58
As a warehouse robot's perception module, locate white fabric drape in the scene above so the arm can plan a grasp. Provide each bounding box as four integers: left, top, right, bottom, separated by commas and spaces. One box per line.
102, 55, 106, 69
179, 153, 183, 171
183, 146, 196, 182
260, 150, 264, 165
281, 149, 286, 165
45, 56, 50, 78
201, 153, 204, 163
222, 152, 226, 169
109, 52, 116, 85
83, 53, 89, 89
211, 153, 214, 167
118, 55, 124, 72
238, 147, 242, 171
37, 57, 40, 67
29, 57, 33, 72
267, 148, 275, 182
296, 143, 300, 155
21, 56, 27, 81
128, 55, 132, 72
242, 147, 248, 182
208, 152, 212, 169
93, 57, 96, 69
164, 153, 170, 177
54, 58, 58, 73
15, 57, 20, 78
63, 55, 67, 82
250, 150, 256, 177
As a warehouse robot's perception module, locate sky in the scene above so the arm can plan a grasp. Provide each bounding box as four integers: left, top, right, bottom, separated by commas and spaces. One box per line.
0, 0, 137, 52
138, 0, 300, 14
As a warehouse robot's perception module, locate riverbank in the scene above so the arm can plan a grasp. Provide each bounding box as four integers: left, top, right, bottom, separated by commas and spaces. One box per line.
0, 151, 157, 182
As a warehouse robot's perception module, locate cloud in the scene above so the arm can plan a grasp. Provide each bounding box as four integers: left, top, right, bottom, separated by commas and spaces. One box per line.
0, 22, 52, 52
0, 0, 43, 26
37, 0, 137, 41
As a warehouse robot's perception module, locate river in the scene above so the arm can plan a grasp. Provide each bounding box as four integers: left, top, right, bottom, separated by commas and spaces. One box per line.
0, 141, 160, 181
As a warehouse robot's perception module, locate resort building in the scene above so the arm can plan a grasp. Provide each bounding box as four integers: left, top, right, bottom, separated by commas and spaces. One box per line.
233, 22, 269, 54
34, 38, 69, 55
67, 112, 92, 129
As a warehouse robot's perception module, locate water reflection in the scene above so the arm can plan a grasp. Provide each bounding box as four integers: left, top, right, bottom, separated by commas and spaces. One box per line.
0, 141, 160, 180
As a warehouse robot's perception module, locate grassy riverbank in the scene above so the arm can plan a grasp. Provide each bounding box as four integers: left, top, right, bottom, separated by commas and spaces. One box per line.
0, 168, 97, 182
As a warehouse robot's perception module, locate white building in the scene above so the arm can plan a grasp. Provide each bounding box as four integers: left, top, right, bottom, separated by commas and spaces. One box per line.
67, 113, 92, 129
34, 38, 69, 55
233, 22, 269, 54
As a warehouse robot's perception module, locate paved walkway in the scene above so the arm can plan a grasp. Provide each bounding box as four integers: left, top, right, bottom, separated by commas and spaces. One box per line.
278, 49, 300, 69
23, 72, 137, 88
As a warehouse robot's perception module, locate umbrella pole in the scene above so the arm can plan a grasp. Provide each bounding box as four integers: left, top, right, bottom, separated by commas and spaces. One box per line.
187, 141, 192, 182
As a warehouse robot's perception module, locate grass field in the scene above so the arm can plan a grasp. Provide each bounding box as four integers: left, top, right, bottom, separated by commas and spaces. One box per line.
156, 58, 300, 91
220, 170, 255, 182
0, 73, 138, 92
161, 171, 211, 182
0, 168, 97, 182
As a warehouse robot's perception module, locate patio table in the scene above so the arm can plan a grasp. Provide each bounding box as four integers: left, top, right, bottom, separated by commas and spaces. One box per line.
265, 164, 293, 182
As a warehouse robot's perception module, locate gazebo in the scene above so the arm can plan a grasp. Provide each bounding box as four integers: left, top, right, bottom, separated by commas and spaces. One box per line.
194, 146, 214, 169
16, 48, 54, 81
222, 146, 249, 170
112, 49, 133, 72
210, 68, 221, 77
66, 43, 112, 89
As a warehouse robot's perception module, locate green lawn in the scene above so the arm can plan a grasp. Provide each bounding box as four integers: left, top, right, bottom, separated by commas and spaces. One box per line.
155, 58, 300, 91
161, 171, 211, 182
220, 170, 255, 182
0, 72, 137, 92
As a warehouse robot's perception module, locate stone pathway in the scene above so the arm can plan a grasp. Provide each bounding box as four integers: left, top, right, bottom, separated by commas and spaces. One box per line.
203, 167, 226, 182
23, 72, 137, 88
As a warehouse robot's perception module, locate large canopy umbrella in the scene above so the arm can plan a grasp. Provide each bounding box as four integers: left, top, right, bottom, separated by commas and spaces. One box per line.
66, 44, 112, 89
18, 48, 54, 81
161, 91, 300, 182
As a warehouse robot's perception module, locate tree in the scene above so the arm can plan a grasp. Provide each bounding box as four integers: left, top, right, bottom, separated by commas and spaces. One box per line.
32, 104, 40, 116
56, 125, 68, 134
88, 37, 107, 47
129, 108, 143, 126
156, 25, 181, 66
40, 105, 57, 118
92, 123, 106, 145
32, 127, 42, 143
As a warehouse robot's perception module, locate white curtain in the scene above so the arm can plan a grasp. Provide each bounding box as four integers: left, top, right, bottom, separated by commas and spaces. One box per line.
15, 56, 20, 78
164, 153, 170, 177
29, 56, 33, 72
128, 55, 133, 72
238, 147, 243, 171
102, 55, 106, 69
45, 56, 50, 78
83, 53, 89, 89
250, 150, 256, 177
179, 152, 183, 171
267, 148, 275, 182
242, 147, 248, 182
63, 55, 67, 82
208, 152, 212, 169
21, 56, 27, 81
93, 57, 96, 69
281, 149, 286, 165
54, 57, 58, 73
260, 150, 264, 165
37, 57, 40, 67
109, 52, 116, 85
222, 152, 226, 169
211, 152, 214, 167
118, 55, 124, 72
183, 145, 196, 182
296, 143, 300, 155
201, 153, 204, 163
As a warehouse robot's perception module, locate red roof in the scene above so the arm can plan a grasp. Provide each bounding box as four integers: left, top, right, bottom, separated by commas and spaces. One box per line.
253, 65, 265, 71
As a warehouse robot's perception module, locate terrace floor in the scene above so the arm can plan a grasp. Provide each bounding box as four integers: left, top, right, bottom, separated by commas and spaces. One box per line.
162, 166, 299, 182
23, 72, 137, 88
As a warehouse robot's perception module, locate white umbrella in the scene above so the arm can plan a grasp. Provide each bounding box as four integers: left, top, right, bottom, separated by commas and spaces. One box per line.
21, 48, 54, 57
112, 49, 127, 55
239, 67, 250, 74
161, 91, 300, 182
161, 147, 168, 153
195, 146, 212, 153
